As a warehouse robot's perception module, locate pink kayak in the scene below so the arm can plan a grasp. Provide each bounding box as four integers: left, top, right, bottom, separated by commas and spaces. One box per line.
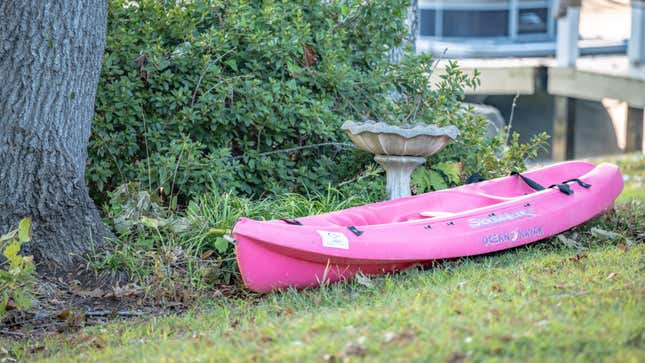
232, 161, 623, 293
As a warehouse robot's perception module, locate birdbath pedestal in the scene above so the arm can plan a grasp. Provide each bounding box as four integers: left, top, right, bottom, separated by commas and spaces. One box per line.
374, 155, 426, 199
341, 120, 459, 200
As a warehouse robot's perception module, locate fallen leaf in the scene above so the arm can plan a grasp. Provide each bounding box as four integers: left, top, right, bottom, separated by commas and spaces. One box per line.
48, 298, 64, 305
343, 343, 367, 357
383, 330, 417, 344
591, 227, 622, 241
112, 284, 143, 298
616, 243, 628, 252
606, 272, 617, 280
566, 253, 588, 264
445, 352, 467, 363
72, 287, 105, 298
75, 334, 107, 350
354, 272, 373, 288
491, 284, 503, 293
556, 234, 584, 250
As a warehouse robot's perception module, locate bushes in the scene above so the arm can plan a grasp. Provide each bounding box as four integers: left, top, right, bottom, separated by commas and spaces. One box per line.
90, 0, 545, 204
90, 0, 409, 202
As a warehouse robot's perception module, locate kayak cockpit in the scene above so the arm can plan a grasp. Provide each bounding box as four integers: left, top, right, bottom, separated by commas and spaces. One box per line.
283, 161, 599, 228
303, 190, 509, 226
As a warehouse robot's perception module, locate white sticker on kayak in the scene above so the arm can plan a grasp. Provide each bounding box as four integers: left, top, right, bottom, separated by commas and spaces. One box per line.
317, 230, 349, 249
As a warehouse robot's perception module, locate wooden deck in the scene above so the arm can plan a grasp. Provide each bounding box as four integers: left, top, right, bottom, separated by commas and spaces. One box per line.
430, 55, 645, 160
549, 56, 645, 108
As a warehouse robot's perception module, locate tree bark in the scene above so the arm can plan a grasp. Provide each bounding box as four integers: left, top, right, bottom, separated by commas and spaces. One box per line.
0, 1, 112, 273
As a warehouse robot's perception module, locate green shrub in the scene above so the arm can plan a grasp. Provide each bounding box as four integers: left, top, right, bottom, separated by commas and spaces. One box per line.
90, 0, 407, 202
90, 0, 546, 204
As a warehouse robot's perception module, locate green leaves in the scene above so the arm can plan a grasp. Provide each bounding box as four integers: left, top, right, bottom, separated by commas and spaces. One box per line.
434, 162, 461, 185
88, 0, 417, 203
18, 217, 31, 243
89, 0, 547, 208
1, 218, 36, 318
411, 162, 461, 194
213, 237, 229, 254
2, 240, 21, 267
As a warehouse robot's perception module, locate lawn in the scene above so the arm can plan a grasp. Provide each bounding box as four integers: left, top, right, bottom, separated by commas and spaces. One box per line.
2, 154, 644, 362
613, 154, 645, 203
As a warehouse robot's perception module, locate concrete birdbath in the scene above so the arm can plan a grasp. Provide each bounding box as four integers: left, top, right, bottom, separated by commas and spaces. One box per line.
341, 120, 459, 199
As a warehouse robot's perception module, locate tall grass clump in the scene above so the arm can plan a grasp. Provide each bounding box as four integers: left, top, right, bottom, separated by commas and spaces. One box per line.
96, 183, 381, 301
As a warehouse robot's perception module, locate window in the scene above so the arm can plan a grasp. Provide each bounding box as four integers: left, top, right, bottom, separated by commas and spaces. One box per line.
518, 8, 548, 34
419, 9, 436, 36
442, 10, 509, 37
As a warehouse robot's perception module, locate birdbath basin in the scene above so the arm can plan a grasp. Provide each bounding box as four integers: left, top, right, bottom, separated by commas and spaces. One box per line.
341, 120, 459, 199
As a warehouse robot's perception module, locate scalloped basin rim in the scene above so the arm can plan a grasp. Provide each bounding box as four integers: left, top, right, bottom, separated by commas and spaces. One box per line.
341, 120, 460, 140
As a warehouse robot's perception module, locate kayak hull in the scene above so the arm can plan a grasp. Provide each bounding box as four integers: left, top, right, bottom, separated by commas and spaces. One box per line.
236, 236, 419, 292
233, 161, 623, 293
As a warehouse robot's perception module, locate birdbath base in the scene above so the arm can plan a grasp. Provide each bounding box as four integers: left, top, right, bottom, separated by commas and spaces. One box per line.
374, 155, 426, 200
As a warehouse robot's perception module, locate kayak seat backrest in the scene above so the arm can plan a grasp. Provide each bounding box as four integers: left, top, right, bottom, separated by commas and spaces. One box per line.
477, 161, 595, 198
327, 209, 382, 227
477, 178, 542, 197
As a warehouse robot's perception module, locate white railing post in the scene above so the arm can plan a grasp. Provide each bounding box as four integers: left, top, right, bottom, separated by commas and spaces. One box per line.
555, 0, 580, 67
629, 0, 645, 66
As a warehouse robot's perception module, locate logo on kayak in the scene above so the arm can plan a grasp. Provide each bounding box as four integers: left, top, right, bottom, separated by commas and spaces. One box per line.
317, 230, 349, 250
469, 208, 536, 229
482, 225, 543, 246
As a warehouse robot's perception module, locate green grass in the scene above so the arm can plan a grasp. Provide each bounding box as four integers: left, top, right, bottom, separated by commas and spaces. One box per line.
8, 237, 644, 362
612, 154, 645, 203
2, 154, 644, 362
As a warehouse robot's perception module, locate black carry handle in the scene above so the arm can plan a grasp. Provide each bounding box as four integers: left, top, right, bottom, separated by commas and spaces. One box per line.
511, 171, 591, 196
511, 171, 546, 191
548, 183, 574, 195
280, 218, 302, 226
548, 178, 592, 195
562, 178, 592, 189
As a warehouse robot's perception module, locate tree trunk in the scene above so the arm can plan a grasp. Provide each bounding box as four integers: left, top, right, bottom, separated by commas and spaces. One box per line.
0, 1, 112, 273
